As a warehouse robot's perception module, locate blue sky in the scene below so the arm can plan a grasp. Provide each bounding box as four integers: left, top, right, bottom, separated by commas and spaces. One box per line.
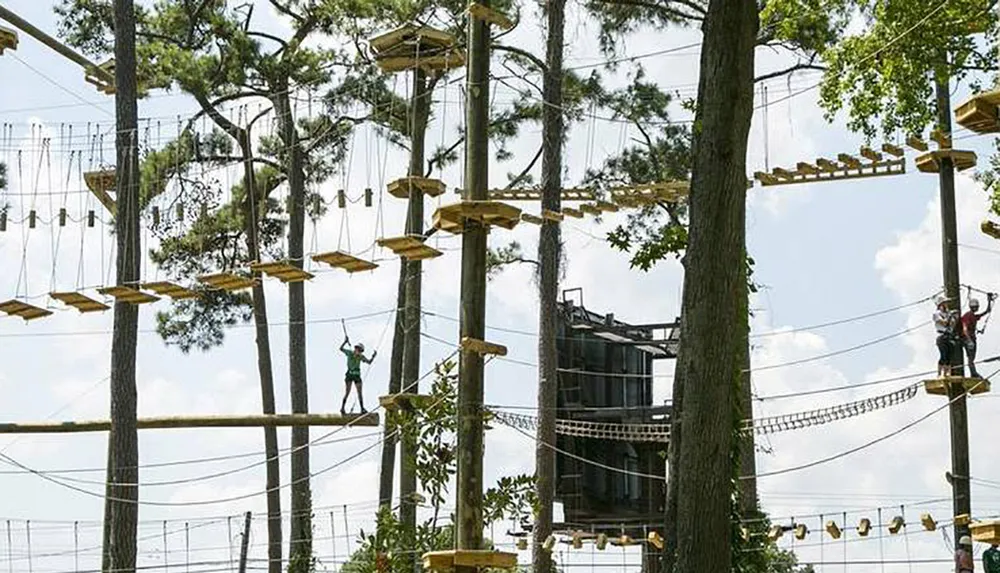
2, 1, 1000, 571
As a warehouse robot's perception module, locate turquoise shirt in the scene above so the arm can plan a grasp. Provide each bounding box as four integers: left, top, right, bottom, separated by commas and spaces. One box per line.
343, 348, 363, 375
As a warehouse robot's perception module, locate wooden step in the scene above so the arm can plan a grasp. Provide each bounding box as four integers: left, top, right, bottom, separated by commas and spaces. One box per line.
50, 292, 109, 313
432, 201, 521, 234
378, 393, 431, 411
0, 26, 18, 54
0, 300, 52, 321
922, 377, 990, 396
376, 235, 443, 261
141, 281, 199, 300
971, 520, 1000, 544
250, 261, 314, 283
915, 149, 977, 173
467, 1, 514, 30
197, 273, 257, 291
955, 91, 1000, 134
97, 285, 159, 304
312, 251, 378, 273
422, 550, 517, 571
387, 176, 447, 199
460, 337, 508, 356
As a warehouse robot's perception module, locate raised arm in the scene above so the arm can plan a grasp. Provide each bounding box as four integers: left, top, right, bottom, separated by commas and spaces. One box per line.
340, 338, 351, 352
362, 350, 377, 364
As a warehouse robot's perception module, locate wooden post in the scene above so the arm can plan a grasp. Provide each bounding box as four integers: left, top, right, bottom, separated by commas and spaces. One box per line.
400, 64, 430, 573
934, 74, 972, 548
237, 512, 252, 573
455, 4, 492, 571
103, 1, 140, 571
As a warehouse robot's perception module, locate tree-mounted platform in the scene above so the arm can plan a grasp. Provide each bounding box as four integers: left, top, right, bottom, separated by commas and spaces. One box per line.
922, 377, 990, 396
915, 149, 977, 173
0, 412, 380, 434
467, 1, 514, 30
249, 261, 314, 283
432, 201, 521, 234
376, 235, 443, 261
142, 281, 200, 300
387, 176, 447, 199
378, 393, 431, 411
84, 169, 116, 213
98, 285, 160, 304
955, 90, 1000, 134
50, 291, 109, 313
971, 520, 1000, 544
368, 25, 465, 74
460, 337, 507, 356
197, 272, 258, 292
0, 26, 17, 54
312, 251, 379, 273
982, 220, 1000, 240
421, 550, 517, 571
0, 299, 52, 321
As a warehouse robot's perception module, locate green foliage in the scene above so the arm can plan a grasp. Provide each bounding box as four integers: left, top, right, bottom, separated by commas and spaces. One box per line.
818, 0, 998, 139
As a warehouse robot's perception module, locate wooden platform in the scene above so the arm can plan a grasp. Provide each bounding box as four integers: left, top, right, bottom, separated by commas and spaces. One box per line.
83, 169, 116, 213
197, 272, 257, 291
923, 377, 990, 396
542, 209, 564, 222
97, 285, 159, 304
376, 235, 443, 261
368, 25, 465, 73
84, 59, 115, 95
467, 1, 514, 29
983, 220, 1000, 240
142, 281, 199, 300
520, 213, 544, 225
906, 134, 928, 151
312, 251, 379, 273
432, 201, 521, 234
561, 207, 583, 218
955, 90, 1000, 134
250, 261, 314, 283
378, 393, 431, 410
387, 176, 447, 199
0, 26, 17, 54
422, 550, 517, 571
460, 337, 508, 356
0, 412, 380, 434
579, 203, 601, 216
755, 156, 905, 186
50, 292, 109, 313
971, 520, 1000, 544
0, 300, 52, 321
915, 149, 977, 173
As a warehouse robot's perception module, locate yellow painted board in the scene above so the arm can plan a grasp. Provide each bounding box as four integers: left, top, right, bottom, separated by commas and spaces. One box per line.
50, 292, 110, 313
520, 213, 544, 225
312, 251, 379, 273
796, 162, 819, 175
197, 273, 257, 291
369, 25, 456, 54
906, 135, 928, 152
922, 377, 990, 396
541, 209, 564, 221
881, 143, 904, 157
250, 261, 314, 283
376, 52, 466, 73
579, 203, 601, 215
815, 158, 839, 172
378, 393, 431, 410
837, 153, 862, 169
982, 220, 1000, 240
377, 235, 425, 251
562, 207, 584, 218
142, 281, 199, 300
461, 336, 508, 356
97, 285, 160, 304
955, 90, 1000, 135
387, 176, 447, 199
595, 200, 619, 212
971, 521, 1000, 543
0, 300, 52, 321
915, 150, 977, 173
772, 167, 795, 179
422, 550, 518, 571
432, 201, 521, 234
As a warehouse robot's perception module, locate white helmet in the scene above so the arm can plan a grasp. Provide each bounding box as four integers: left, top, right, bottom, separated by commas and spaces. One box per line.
960, 535, 973, 546
935, 294, 947, 307
970, 298, 980, 310
355, 343, 365, 352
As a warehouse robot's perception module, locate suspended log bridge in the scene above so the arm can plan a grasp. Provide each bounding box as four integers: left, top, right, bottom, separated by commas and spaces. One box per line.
0, 413, 380, 433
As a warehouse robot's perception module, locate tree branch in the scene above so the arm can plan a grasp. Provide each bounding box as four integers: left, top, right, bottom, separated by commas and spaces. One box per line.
247, 30, 288, 48
503, 145, 543, 190
269, 0, 304, 23
494, 44, 548, 73
754, 62, 825, 83
198, 155, 283, 171
591, 0, 704, 21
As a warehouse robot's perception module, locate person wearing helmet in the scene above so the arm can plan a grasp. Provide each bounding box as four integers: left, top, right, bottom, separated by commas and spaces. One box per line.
935, 294, 961, 377
962, 294, 995, 378
957, 535, 975, 572
984, 541, 1000, 573
340, 337, 376, 415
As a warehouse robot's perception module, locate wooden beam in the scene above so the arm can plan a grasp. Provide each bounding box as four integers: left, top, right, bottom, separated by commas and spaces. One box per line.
0, 413, 380, 433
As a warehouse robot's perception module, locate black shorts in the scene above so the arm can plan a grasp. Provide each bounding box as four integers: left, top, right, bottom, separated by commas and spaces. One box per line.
345, 373, 362, 385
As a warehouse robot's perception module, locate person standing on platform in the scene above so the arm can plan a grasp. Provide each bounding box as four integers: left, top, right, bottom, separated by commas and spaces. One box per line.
983, 542, 1000, 573
957, 535, 976, 573
962, 294, 995, 378
339, 338, 376, 415
934, 294, 960, 378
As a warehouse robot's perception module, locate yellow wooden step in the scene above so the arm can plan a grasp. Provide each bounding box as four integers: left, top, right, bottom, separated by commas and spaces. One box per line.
0, 26, 18, 54
561, 207, 583, 218
98, 285, 159, 304
197, 273, 257, 291
467, 1, 514, 30
369, 25, 456, 53
376, 235, 443, 261
520, 213, 544, 225
920, 513, 936, 531
387, 176, 447, 199
312, 251, 379, 273
881, 143, 904, 157
84, 59, 115, 95
888, 515, 904, 534
982, 220, 1000, 240
837, 153, 862, 169
579, 203, 601, 216
432, 201, 521, 234
141, 281, 200, 300
541, 209, 564, 222
249, 261, 314, 283
858, 518, 871, 536
906, 134, 928, 152
860, 146, 883, 162
915, 149, 977, 173
594, 200, 618, 213
422, 550, 517, 571
922, 376, 990, 396
0, 300, 52, 321
971, 520, 1000, 544
50, 292, 109, 313
378, 393, 431, 411
84, 169, 116, 213
460, 337, 507, 356
956, 90, 1000, 135
816, 157, 839, 171
825, 520, 841, 539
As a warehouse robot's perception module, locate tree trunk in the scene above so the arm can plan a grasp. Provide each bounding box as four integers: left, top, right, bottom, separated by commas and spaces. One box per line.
272, 88, 313, 573
661, 356, 684, 573
737, 328, 757, 515
399, 66, 430, 573
238, 134, 283, 573
671, 2, 757, 572
104, 1, 140, 571
377, 266, 407, 509
532, 0, 565, 570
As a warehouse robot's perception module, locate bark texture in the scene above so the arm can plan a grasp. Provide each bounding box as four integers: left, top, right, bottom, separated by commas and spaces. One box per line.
105, 1, 140, 570
377, 267, 407, 508
532, 0, 565, 570
670, 2, 757, 572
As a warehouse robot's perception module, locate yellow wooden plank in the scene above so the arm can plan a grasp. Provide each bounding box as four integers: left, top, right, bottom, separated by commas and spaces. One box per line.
461, 336, 508, 356
0, 300, 52, 321
881, 143, 904, 157
815, 157, 839, 172
915, 150, 977, 173
579, 203, 601, 215
754, 171, 780, 185
982, 220, 1000, 240
837, 153, 862, 169
520, 213, 544, 225
369, 25, 456, 54
0, 413, 380, 434
84, 59, 115, 95
772, 167, 795, 179
971, 520, 1000, 544
0, 26, 18, 54
860, 146, 883, 161
376, 52, 465, 73
561, 207, 583, 218
97, 285, 160, 304
378, 393, 431, 411
796, 162, 819, 175
197, 273, 257, 291
432, 201, 521, 234
50, 292, 110, 313
467, 2, 514, 29
905, 134, 928, 152
922, 377, 990, 396
387, 176, 447, 199
920, 513, 937, 531
595, 200, 619, 212
250, 261, 314, 283
312, 251, 379, 273
930, 129, 951, 149
541, 209, 564, 222
141, 281, 200, 300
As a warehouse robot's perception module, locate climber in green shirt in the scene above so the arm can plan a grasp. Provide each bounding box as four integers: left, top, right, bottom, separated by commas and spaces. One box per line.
340, 337, 376, 415
984, 543, 1000, 573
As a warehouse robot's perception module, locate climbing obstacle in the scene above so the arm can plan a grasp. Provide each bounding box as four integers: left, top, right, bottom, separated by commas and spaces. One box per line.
0, 300, 51, 321
378, 393, 431, 411
460, 337, 507, 356
387, 176, 447, 199
98, 285, 159, 304
376, 235, 442, 261
368, 25, 465, 73
922, 377, 990, 396
432, 201, 521, 234
50, 291, 109, 313
84, 59, 115, 95
955, 90, 1000, 134
971, 520, 1000, 544
561, 207, 583, 218
197, 273, 257, 292
84, 169, 116, 213
754, 145, 906, 186
312, 251, 378, 273
0, 26, 17, 54
422, 550, 517, 572
142, 281, 199, 300
915, 149, 977, 173
249, 261, 314, 283
520, 213, 544, 225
